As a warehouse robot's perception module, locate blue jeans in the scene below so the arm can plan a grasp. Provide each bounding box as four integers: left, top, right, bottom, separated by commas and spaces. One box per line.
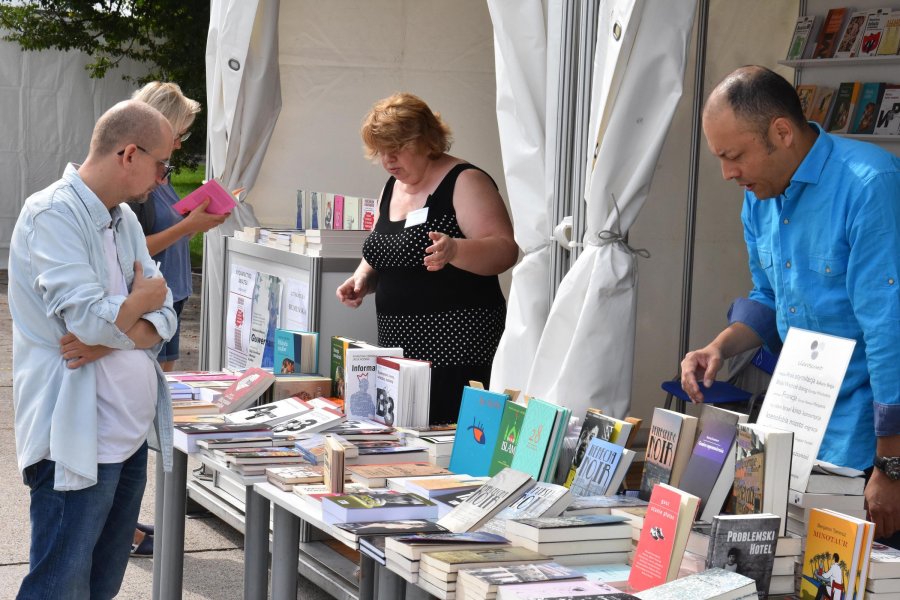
17, 443, 148, 600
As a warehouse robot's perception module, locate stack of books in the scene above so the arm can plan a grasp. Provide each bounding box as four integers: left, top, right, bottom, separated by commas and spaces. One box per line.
345, 462, 452, 488
455, 562, 585, 600
383, 531, 509, 585
303, 229, 369, 258
320, 490, 438, 525
264, 464, 325, 491
401, 424, 457, 468
173, 421, 272, 453
494, 580, 626, 600
693, 513, 792, 598
503, 515, 633, 567
786, 488, 867, 539
329, 518, 445, 548
685, 520, 802, 597
350, 440, 430, 465
866, 542, 900, 598
417, 547, 551, 600
631, 568, 757, 599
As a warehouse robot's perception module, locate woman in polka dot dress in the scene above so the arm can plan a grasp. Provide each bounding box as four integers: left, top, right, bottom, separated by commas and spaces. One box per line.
336, 92, 518, 424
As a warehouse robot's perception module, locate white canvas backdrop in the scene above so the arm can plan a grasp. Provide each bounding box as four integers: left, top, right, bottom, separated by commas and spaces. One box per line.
0, 38, 146, 267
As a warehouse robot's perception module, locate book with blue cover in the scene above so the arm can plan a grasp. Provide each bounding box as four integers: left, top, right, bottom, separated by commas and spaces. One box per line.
449, 387, 509, 477
273, 328, 319, 375
509, 398, 564, 481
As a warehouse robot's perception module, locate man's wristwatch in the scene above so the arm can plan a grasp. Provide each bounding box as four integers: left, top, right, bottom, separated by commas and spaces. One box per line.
873, 456, 900, 480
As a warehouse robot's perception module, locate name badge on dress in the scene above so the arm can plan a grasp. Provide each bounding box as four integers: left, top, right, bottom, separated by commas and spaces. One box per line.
405, 207, 429, 228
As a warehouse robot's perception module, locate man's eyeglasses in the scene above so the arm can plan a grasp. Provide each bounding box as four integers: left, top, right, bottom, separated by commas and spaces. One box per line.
117, 145, 175, 180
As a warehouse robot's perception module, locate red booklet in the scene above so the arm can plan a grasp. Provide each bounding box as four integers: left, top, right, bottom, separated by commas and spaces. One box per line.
172, 179, 237, 216
628, 483, 699, 591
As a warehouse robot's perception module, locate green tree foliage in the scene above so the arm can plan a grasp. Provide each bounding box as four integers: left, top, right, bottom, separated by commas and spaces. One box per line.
0, 0, 209, 170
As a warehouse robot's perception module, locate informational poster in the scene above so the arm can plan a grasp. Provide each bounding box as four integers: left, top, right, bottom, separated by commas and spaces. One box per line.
229, 264, 257, 298
281, 278, 310, 333
755, 327, 855, 493
225, 292, 253, 371
246, 273, 283, 369
224, 265, 257, 371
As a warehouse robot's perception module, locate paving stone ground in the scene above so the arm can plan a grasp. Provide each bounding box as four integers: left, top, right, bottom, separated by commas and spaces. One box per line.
0, 270, 329, 599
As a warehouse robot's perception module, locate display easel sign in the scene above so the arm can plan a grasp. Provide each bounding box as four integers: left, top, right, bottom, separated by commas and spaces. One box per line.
754, 327, 855, 493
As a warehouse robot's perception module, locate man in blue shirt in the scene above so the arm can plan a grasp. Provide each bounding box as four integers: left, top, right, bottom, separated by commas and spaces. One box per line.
9, 100, 177, 598
680, 66, 900, 541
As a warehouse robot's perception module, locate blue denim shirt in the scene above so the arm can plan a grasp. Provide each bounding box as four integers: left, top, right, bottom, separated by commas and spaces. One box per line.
738, 124, 900, 471
8, 164, 177, 491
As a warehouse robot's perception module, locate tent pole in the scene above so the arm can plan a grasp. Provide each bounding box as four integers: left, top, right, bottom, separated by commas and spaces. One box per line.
570, 0, 601, 266
550, 0, 579, 302
673, 0, 710, 414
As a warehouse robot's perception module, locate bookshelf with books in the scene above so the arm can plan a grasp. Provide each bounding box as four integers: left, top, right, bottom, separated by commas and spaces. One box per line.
780, 2, 900, 148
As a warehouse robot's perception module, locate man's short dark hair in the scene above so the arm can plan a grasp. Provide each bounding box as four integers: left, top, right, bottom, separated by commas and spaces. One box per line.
715, 66, 808, 141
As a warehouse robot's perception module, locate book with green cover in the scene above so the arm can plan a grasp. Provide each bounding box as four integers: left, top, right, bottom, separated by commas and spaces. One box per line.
330, 335, 365, 398
510, 398, 563, 481
488, 400, 527, 476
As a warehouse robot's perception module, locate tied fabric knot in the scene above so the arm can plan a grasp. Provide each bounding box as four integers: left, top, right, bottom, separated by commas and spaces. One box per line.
591, 192, 650, 259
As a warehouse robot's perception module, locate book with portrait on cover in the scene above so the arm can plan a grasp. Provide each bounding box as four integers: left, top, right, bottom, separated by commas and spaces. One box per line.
704, 513, 781, 599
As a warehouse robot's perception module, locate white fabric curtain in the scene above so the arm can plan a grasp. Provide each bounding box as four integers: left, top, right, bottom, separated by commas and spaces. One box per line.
525, 0, 697, 419
201, 0, 282, 368
487, 0, 562, 393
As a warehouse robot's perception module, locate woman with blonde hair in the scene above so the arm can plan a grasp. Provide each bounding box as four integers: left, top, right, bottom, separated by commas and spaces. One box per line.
127, 81, 229, 556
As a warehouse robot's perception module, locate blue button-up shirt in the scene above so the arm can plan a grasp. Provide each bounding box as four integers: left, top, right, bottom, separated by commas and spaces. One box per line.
738, 124, 900, 471
8, 164, 177, 490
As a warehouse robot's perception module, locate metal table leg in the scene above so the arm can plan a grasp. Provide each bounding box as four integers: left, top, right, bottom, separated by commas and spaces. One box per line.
243, 485, 271, 600
271, 504, 300, 600
152, 456, 165, 600
358, 553, 376, 600
159, 449, 187, 600
376, 564, 406, 599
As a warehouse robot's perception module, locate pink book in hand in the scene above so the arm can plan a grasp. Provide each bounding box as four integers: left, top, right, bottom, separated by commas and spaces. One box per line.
172, 179, 237, 216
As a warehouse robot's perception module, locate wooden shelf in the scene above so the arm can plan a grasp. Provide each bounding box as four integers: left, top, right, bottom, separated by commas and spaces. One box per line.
837, 133, 900, 142
780, 55, 900, 68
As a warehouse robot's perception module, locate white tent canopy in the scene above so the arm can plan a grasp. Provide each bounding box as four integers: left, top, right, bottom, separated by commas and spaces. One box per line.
202, 0, 282, 366
485, 0, 560, 394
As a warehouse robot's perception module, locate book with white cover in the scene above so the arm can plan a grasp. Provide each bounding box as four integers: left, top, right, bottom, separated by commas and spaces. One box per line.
271, 407, 344, 436
633, 568, 756, 600
497, 580, 625, 600
385, 531, 509, 561
505, 514, 632, 544
374, 356, 431, 427
481, 482, 572, 535
437, 468, 535, 533
344, 346, 403, 420
224, 396, 312, 426
457, 562, 585, 598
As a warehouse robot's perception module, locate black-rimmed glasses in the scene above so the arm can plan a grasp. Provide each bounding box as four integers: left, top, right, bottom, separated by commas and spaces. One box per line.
117, 146, 175, 180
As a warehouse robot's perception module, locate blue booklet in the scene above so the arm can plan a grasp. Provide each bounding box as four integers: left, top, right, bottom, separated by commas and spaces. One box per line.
448, 387, 509, 477
273, 328, 319, 375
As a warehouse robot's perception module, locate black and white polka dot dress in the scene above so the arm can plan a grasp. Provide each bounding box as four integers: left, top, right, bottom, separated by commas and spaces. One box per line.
362, 163, 506, 424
